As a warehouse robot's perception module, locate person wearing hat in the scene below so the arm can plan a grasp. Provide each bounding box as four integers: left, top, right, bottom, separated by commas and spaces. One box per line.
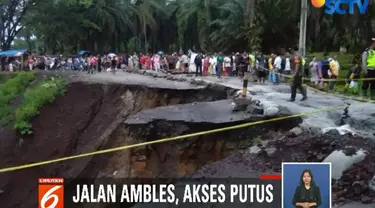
361, 38, 375, 99
289, 47, 307, 102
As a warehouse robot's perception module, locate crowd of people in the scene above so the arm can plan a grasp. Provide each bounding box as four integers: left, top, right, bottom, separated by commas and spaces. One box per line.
0, 50, 345, 85
9, 46, 375, 101
0, 52, 171, 73
190, 51, 343, 90
3, 38, 375, 102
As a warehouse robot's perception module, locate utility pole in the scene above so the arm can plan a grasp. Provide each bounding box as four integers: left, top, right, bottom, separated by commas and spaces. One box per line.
298, 0, 308, 57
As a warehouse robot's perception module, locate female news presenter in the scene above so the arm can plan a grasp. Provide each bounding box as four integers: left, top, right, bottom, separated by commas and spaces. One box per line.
292, 169, 322, 208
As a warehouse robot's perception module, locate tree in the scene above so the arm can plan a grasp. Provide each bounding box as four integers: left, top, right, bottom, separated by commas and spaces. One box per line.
16, 0, 375, 54
0, 0, 35, 50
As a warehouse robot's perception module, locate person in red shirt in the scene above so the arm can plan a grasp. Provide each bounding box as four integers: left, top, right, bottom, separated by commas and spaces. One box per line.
203, 55, 209, 76
28, 56, 34, 70
140, 53, 146, 69
145, 54, 151, 70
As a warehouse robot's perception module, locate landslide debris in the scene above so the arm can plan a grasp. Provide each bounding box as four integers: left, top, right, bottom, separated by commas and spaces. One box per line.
0, 81, 228, 208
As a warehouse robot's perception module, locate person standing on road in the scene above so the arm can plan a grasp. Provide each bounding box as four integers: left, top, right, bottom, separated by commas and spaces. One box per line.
289, 48, 307, 102
231, 53, 236, 76
268, 54, 275, 82
235, 52, 244, 78
361, 38, 375, 100
203, 54, 209, 76
194, 52, 203, 76
309, 57, 319, 86
133, 53, 139, 69
216, 52, 224, 79
283, 52, 292, 81
256, 53, 267, 84
328, 56, 339, 91
224, 55, 232, 76
209, 54, 216, 76
249, 53, 257, 82
181, 53, 189, 73
97, 54, 102, 72
273, 53, 282, 85
111, 56, 117, 73
320, 53, 331, 90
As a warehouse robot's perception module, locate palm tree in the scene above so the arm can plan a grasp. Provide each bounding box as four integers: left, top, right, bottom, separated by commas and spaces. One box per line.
134, 0, 167, 52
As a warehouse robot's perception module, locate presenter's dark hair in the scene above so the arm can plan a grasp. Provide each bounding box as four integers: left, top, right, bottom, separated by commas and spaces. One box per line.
299, 169, 316, 186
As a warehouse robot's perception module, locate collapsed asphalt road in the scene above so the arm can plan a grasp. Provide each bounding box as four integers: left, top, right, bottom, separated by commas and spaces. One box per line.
112, 69, 375, 207
117, 69, 375, 139
30, 70, 375, 207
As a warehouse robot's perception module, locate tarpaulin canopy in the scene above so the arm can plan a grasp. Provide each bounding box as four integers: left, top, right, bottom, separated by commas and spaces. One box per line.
77, 50, 88, 56
0, 49, 27, 56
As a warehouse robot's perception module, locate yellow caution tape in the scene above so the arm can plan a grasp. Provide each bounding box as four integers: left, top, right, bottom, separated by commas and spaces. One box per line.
258, 66, 375, 82
0, 69, 372, 173
305, 84, 374, 103
0, 100, 372, 173
309, 77, 375, 82
260, 65, 374, 102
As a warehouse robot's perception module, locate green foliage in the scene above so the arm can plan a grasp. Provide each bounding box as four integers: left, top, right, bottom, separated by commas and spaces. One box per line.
0, 72, 17, 84
0, 72, 36, 125
127, 37, 138, 53
254, 135, 261, 146
20, 0, 375, 54
305, 52, 374, 98
14, 77, 67, 136
244, 19, 264, 53
307, 52, 355, 70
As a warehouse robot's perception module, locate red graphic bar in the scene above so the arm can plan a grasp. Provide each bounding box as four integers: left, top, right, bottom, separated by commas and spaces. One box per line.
260, 175, 282, 180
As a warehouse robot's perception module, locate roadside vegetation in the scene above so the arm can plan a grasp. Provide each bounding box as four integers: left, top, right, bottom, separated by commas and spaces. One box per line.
306, 52, 367, 96
0, 72, 36, 125
0, 72, 17, 84
14, 77, 67, 136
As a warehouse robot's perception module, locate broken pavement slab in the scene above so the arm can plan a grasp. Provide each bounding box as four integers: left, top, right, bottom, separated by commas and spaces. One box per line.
124, 97, 296, 126
82, 71, 206, 90
232, 97, 252, 112
125, 99, 266, 125
323, 149, 367, 180
288, 127, 303, 137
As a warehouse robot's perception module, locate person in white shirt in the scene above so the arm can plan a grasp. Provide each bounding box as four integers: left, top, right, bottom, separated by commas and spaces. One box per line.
224, 55, 231, 76
9, 60, 13, 72
232, 53, 236, 76
128, 56, 134, 70
209, 55, 217, 76
284, 52, 292, 74
281, 52, 292, 82
273, 54, 282, 85
181, 54, 189, 72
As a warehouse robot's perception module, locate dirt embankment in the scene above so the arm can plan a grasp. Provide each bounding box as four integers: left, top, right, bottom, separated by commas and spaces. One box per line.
104, 117, 301, 178
0, 82, 227, 208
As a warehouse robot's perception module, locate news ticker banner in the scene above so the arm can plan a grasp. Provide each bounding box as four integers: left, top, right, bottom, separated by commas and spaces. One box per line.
38, 177, 281, 208
38, 163, 332, 208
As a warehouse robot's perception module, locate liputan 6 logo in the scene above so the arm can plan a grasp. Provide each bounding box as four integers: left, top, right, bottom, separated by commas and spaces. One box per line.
38, 178, 64, 208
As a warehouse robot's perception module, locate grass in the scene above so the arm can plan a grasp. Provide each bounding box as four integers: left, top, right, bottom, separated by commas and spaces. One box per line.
0, 72, 16, 84
307, 52, 355, 70
0, 72, 36, 125
254, 135, 262, 146
305, 52, 373, 97
307, 52, 354, 81
14, 77, 67, 136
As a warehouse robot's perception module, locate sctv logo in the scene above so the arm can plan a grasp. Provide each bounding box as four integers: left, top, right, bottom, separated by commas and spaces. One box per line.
311, 0, 369, 15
